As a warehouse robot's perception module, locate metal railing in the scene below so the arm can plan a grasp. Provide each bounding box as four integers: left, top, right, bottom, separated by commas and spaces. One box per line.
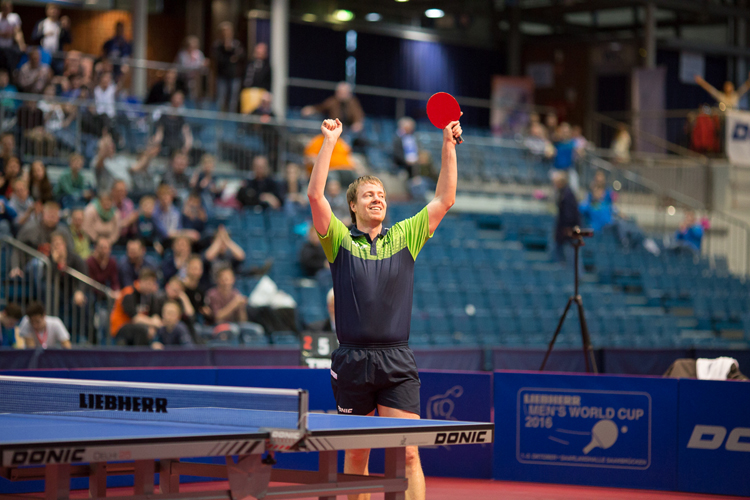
0, 236, 52, 314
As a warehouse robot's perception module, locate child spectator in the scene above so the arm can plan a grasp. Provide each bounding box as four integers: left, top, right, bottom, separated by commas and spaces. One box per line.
135, 195, 163, 254
152, 299, 193, 348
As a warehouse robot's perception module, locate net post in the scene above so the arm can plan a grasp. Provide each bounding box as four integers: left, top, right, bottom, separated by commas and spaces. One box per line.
298, 389, 309, 431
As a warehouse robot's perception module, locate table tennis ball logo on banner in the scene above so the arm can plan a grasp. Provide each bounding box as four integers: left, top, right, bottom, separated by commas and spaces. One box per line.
515, 388, 651, 470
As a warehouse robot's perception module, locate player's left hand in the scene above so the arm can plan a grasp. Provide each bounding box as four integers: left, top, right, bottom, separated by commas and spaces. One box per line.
443, 114, 463, 145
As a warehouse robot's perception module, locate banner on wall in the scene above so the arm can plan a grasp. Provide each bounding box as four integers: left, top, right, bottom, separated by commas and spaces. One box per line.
494, 371, 679, 491
490, 76, 534, 137
726, 110, 750, 166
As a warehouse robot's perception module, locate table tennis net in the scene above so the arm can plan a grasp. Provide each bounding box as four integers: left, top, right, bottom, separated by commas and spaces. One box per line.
0, 376, 308, 431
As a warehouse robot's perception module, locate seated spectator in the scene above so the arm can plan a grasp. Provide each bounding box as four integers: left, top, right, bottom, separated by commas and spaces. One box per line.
0, 132, 15, 172
54, 50, 91, 93
325, 178, 349, 223
670, 210, 704, 254
205, 267, 247, 324
19, 301, 71, 349
190, 153, 224, 209
161, 235, 192, 283
154, 90, 192, 155
524, 122, 555, 160
250, 90, 274, 121
8, 177, 34, 233
180, 192, 207, 235
0, 155, 19, 197
393, 117, 419, 177
91, 134, 121, 193
237, 156, 282, 210
299, 224, 327, 278
303, 132, 358, 186
110, 268, 162, 346
203, 225, 246, 275
145, 68, 184, 105
69, 207, 90, 259
48, 231, 86, 306
0, 2, 24, 73
611, 124, 631, 164
153, 184, 198, 242
111, 180, 136, 243
280, 162, 307, 216
119, 238, 158, 288
0, 188, 15, 235
301, 81, 364, 136
11, 201, 73, 277
101, 21, 131, 80
16, 47, 51, 94
83, 192, 120, 246
128, 134, 160, 195
86, 237, 120, 291
135, 195, 164, 253
182, 254, 211, 317
155, 276, 196, 330
176, 35, 207, 102
55, 153, 92, 208
0, 303, 23, 347
0, 69, 18, 108
29, 161, 55, 203
152, 299, 193, 348
162, 151, 191, 197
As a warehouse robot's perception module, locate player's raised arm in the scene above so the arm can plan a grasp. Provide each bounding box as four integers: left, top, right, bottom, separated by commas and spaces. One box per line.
426, 118, 462, 234
308, 119, 342, 235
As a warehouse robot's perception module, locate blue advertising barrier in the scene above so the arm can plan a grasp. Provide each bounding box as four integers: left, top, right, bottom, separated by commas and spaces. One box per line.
677, 379, 750, 497
493, 371, 679, 491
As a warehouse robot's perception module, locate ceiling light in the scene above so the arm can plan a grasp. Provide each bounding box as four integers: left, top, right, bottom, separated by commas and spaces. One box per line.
333, 9, 354, 22
425, 8, 444, 18
395, 0, 409, 3
365, 12, 382, 22
301, 13, 317, 22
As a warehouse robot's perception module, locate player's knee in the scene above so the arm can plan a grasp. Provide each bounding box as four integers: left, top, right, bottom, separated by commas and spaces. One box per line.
404, 446, 420, 467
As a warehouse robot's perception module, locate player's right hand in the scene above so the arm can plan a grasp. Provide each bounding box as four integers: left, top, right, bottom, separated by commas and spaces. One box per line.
321, 118, 343, 141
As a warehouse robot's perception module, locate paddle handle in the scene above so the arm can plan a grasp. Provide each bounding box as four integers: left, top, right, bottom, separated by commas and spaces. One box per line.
455, 133, 463, 145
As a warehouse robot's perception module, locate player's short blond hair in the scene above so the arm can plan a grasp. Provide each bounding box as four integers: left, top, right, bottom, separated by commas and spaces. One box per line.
346, 175, 385, 225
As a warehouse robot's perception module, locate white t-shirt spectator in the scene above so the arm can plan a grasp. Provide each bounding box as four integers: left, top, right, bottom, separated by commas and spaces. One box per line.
94, 84, 117, 118
18, 316, 70, 349
38, 18, 61, 53
0, 13, 21, 49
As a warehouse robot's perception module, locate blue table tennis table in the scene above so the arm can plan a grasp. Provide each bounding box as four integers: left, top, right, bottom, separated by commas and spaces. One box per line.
0, 376, 494, 500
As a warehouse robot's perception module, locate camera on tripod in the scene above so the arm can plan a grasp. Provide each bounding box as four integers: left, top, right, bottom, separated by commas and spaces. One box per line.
566, 226, 594, 238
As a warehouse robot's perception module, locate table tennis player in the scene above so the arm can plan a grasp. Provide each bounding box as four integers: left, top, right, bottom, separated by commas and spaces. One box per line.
307, 116, 461, 500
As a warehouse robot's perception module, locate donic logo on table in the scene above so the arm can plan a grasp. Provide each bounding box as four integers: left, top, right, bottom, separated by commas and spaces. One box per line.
79, 393, 168, 413
11, 448, 85, 465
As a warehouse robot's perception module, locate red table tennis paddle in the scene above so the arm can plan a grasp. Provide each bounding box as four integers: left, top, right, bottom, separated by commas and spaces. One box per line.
427, 92, 463, 144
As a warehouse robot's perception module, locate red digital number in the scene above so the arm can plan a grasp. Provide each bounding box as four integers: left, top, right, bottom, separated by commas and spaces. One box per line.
303, 335, 313, 350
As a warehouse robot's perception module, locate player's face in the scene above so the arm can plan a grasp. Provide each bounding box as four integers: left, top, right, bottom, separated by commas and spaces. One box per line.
30, 315, 45, 332
354, 183, 386, 225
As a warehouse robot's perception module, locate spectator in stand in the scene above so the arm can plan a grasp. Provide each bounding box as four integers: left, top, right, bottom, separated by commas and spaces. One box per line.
156, 277, 196, 327
213, 22, 244, 113
205, 266, 247, 324
190, 153, 224, 211
393, 117, 419, 178
101, 21, 131, 80
134, 195, 163, 254
183, 254, 211, 318
308, 288, 335, 333
39, 83, 72, 133
86, 236, 119, 291
299, 224, 328, 278
152, 299, 193, 348
31, 4, 71, 66
54, 50, 90, 92
240, 42, 271, 114
237, 155, 282, 210
145, 69, 184, 105
176, 35, 207, 102
128, 134, 160, 196
524, 122, 555, 161
91, 134, 121, 193
93, 72, 119, 138
83, 192, 120, 246
281, 162, 307, 216
55, 153, 92, 208
0, 69, 17, 110
611, 123, 631, 164
180, 192, 207, 236
0, 188, 15, 235
119, 238, 157, 288
325, 179, 349, 223
19, 301, 71, 349
250, 91, 274, 123
48, 230, 86, 306
8, 177, 34, 233
17, 47, 51, 94
161, 235, 192, 283
670, 210, 704, 254
0, 132, 15, 171
301, 82, 364, 140
153, 184, 198, 242
553, 122, 578, 193
572, 126, 589, 157
154, 90, 192, 156
552, 170, 580, 265
17, 101, 45, 154
303, 133, 358, 186
0, 155, 19, 197
0, 302, 22, 347
68, 207, 90, 259
111, 180, 135, 242
110, 268, 162, 346
162, 150, 191, 198
0, 2, 24, 73
694, 73, 750, 110
29, 161, 54, 203
203, 225, 246, 276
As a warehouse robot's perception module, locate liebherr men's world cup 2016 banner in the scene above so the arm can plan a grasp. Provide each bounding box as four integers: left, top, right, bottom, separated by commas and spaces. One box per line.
493, 371, 679, 491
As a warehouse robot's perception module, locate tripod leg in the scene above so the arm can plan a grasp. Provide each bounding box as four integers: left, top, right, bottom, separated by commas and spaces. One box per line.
540, 297, 575, 371
575, 296, 598, 374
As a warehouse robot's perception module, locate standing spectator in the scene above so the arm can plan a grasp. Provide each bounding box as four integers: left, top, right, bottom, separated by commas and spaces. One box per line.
55, 153, 92, 208
237, 155, 282, 210
611, 124, 631, 164
16, 47, 51, 93
301, 82, 365, 137
161, 235, 191, 283
152, 299, 193, 348
69, 207, 90, 259
31, 3, 71, 58
240, 42, 271, 114
91, 134, 120, 193
162, 150, 191, 197
552, 170, 580, 265
93, 72, 118, 137
393, 117, 419, 177
48, 231, 86, 306
0, 1, 24, 73
553, 122, 578, 193
176, 35, 207, 102
83, 192, 120, 246
8, 177, 34, 232
205, 267, 247, 324
135, 195, 164, 253
86, 236, 119, 291
154, 91, 192, 155
0, 188, 16, 235
145, 69, 183, 105
111, 180, 136, 242
110, 268, 161, 345
101, 21, 131, 80
128, 135, 160, 196
213, 22, 243, 113
19, 301, 71, 349
0, 302, 22, 347
299, 224, 327, 278
29, 161, 54, 203
118, 238, 157, 288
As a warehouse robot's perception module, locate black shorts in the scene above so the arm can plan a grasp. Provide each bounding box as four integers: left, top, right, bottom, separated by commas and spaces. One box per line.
330, 345, 420, 416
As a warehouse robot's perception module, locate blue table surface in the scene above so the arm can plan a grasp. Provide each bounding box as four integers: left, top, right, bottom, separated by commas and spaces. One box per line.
0, 411, 487, 446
